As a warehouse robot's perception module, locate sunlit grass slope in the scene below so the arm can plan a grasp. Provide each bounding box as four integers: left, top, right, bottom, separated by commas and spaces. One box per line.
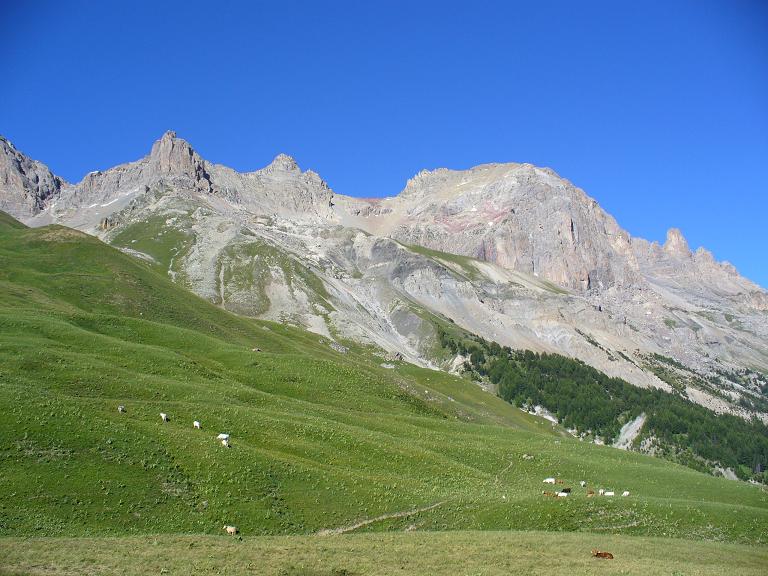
0, 212, 766, 544
2, 531, 768, 576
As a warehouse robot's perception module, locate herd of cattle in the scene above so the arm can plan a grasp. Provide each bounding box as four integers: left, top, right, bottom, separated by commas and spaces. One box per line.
542, 477, 630, 498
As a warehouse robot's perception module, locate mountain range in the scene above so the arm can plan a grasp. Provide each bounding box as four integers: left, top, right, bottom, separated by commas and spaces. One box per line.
2, 130, 766, 421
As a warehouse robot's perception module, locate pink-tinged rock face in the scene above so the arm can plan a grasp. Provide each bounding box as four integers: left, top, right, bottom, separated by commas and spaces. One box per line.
337, 162, 640, 291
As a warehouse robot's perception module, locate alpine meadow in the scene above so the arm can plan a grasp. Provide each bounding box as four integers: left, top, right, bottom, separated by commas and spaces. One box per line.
2, 1, 768, 574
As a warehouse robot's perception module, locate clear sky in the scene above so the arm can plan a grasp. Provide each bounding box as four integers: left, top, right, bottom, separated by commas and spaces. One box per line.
1, 1, 766, 287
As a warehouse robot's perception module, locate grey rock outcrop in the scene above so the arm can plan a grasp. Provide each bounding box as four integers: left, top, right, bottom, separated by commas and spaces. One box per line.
663, 228, 691, 259
149, 130, 213, 193
0, 136, 66, 217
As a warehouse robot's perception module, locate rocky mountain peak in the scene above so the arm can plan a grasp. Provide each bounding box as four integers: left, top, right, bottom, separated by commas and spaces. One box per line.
400, 168, 455, 198
147, 131, 212, 193
338, 160, 638, 291
663, 228, 691, 258
149, 131, 197, 171
264, 153, 300, 174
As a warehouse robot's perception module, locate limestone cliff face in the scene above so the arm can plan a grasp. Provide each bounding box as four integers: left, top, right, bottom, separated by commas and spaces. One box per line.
335, 163, 640, 292
0, 137, 66, 217
209, 152, 335, 223
1, 131, 766, 419
148, 130, 213, 193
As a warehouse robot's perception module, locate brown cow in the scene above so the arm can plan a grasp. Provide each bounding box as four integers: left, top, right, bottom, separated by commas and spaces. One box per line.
592, 549, 614, 559
587, 490, 595, 497
542, 491, 558, 497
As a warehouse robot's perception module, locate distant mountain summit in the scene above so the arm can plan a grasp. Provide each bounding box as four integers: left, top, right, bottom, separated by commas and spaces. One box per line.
2, 131, 766, 419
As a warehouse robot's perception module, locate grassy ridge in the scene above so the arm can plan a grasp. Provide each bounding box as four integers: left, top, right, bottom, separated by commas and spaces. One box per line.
0, 213, 767, 545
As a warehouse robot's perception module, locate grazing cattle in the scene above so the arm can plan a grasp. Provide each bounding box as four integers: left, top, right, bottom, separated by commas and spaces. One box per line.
555, 479, 565, 485
542, 491, 558, 497
598, 489, 605, 496
580, 481, 587, 488
543, 477, 556, 484
193, 420, 201, 429
604, 491, 615, 497
217, 433, 230, 441
587, 490, 595, 497
221, 438, 230, 448
622, 491, 630, 497
561, 487, 571, 493
252, 347, 261, 352
592, 550, 614, 560
223, 525, 238, 535
556, 492, 568, 498
117, 405, 126, 413
160, 412, 168, 422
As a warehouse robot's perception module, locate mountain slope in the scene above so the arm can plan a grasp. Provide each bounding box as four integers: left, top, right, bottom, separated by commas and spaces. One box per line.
0, 211, 766, 542
1, 132, 766, 424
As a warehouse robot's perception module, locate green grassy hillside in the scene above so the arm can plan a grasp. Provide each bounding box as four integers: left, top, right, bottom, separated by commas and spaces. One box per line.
0, 212, 766, 547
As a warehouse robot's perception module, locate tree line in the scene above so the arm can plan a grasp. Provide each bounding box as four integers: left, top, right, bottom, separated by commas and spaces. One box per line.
438, 326, 768, 481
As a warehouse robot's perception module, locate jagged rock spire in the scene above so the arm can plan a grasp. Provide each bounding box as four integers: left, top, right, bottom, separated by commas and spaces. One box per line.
663, 228, 691, 258
149, 131, 196, 173
148, 130, 212, 193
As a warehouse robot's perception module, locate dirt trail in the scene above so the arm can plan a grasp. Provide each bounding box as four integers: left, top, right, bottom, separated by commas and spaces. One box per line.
493, 459, 515, 485
316, 501, 445, 535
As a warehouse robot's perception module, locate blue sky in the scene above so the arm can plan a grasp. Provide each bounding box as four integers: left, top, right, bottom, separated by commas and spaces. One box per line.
1, 0, 766, 286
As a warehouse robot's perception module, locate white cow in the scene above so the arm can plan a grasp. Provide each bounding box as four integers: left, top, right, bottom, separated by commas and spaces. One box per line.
543, 477, 556, 484
604, 491, 615, 497
621, 491, 630, 497
598, 488, 605, 496
217, 433, 230, 441
580, 480, 586, 488
160, 412, 168, 422
556, 492, 568, 497
193, 420, 201, 429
